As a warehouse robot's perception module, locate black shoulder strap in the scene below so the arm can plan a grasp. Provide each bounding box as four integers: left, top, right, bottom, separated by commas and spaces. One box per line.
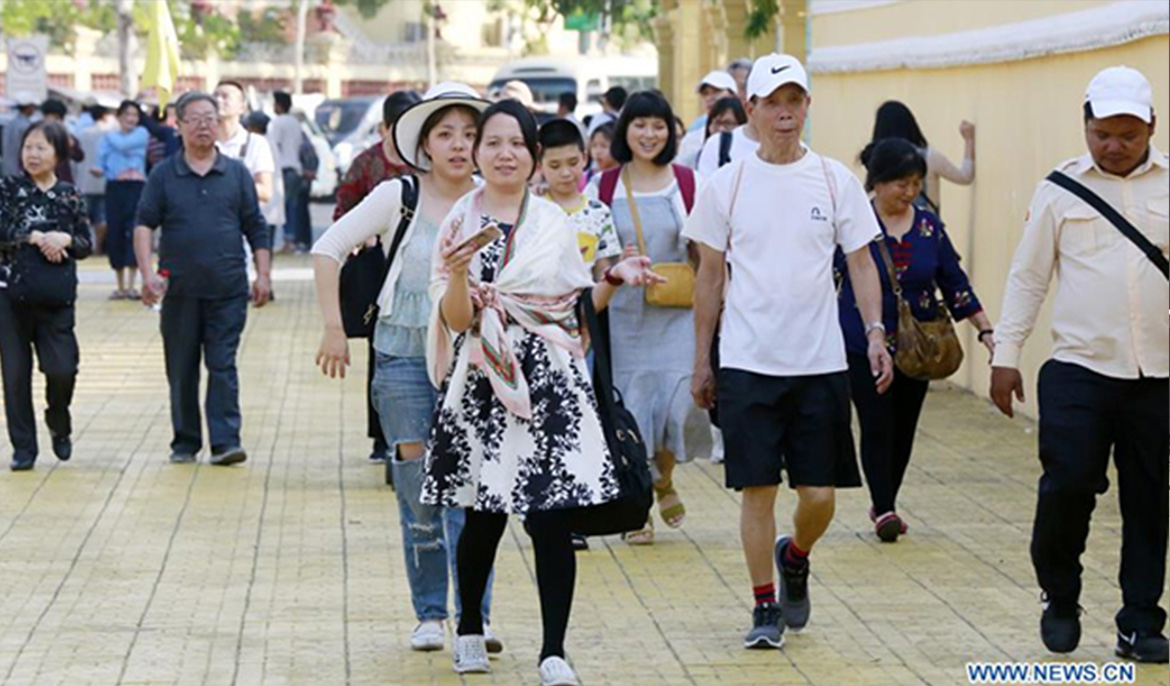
379, 175, 419, 284
579, 288, 620, 451
1046, 170, 1168, 280
718, 131, 733, 168
240, 132, 251, 160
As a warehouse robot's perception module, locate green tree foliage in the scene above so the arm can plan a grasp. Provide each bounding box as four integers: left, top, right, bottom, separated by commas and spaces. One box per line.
333, 0, 396, 20
0, 0, 115, 52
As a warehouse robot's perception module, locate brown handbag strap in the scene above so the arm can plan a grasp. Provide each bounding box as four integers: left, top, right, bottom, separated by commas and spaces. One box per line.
874, 239, 904, 300
622, 166, 649, 257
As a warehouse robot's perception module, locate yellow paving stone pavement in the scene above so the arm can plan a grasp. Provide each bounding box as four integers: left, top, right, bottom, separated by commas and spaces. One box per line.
0, 256, 1166, 686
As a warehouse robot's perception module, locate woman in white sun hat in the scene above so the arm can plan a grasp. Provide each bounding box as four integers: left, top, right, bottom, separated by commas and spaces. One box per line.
311, 82, 503, 656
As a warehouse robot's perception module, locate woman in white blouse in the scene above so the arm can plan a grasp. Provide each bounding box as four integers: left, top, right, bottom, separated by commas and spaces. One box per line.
311, 83, 501, 656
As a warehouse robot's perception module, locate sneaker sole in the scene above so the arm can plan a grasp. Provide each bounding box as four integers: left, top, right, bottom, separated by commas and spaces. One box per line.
743, 634, 785, 650
453, 664, 490, 674
411, 642, 444, 652
1115, 646, 1168, 664
210, 451, 247, 466
876, 518, 901, 543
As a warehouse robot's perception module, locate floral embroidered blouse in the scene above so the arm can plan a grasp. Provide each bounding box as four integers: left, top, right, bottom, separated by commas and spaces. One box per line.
835, 204, 982, 356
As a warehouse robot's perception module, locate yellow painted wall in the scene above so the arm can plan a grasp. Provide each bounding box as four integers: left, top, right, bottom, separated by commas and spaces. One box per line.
809, 34, 1170, 416
811, 0, 1114, 48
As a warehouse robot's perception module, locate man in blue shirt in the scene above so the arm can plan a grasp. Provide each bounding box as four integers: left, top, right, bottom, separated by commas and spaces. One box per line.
134, 91, 271, 466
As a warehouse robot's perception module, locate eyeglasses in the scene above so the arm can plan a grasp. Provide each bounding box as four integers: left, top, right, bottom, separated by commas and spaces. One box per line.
181, 116, 218, 128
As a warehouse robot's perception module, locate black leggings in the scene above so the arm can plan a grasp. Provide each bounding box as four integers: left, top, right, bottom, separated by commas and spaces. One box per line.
457, 508, 576, 661
846, 353, 930, 515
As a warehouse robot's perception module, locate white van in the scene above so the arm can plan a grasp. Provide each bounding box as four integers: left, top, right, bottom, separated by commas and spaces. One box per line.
489, 56, 657, 118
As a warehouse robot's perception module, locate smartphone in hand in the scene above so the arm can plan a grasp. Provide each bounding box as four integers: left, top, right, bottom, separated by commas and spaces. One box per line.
454, 223, 504, 254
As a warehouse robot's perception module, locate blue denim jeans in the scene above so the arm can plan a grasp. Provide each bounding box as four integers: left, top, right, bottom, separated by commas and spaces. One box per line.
372, 353, 493, 623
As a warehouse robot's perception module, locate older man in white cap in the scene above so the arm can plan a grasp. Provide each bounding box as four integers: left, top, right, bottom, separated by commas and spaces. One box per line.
684, 53, 892, 649
991, 65, 1168, 663
678, 70, 739, 168
2, 92, 40, 177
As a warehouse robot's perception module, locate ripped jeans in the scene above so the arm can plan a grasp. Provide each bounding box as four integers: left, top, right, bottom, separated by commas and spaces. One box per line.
373, 353, 493, 623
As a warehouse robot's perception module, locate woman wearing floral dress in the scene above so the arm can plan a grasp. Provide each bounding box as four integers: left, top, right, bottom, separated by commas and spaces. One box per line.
836, 138, 994, 542
422, 99, 662, 686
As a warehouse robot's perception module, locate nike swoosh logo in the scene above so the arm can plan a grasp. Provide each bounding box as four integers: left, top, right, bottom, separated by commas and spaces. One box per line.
771, 65, 791, 75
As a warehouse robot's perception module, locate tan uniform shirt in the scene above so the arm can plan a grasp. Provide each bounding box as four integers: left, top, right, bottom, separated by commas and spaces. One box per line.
994, 147, 1169, 379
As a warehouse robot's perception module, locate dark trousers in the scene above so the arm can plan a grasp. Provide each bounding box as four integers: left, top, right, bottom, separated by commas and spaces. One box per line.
295, 178, 313, 248
457, 508, 575, 661
847, 353, 930, 514
281, 169, 303, 248
0, 290, 78, 460
160, 294, 249, 455
366, 338, 387, 451
1033, 360, 1168, 634
105, 180, 144, 270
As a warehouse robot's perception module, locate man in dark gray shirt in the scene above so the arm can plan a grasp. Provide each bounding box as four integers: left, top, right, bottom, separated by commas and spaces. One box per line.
134, 91, 271, 466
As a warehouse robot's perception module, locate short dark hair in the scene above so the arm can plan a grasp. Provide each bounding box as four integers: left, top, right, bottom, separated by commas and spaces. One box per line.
603, 86, 627, 111
21, 120, 70, 165
706, 96, 747, 137
590, 122, 615, 143
383, 90, 422, 127
216, 80, 246, 96
610, 90, 678, 166
871, 100, 927, 149
41, 98, 68, 119
116, 99, 142, 119
175, 91, 218, 120
273, 91, 292, 112
558, 91, 578, 112
538, 119, 584, 157
860, 137, 927, 192
475, 99, 540, 179
87, 104, 109, 120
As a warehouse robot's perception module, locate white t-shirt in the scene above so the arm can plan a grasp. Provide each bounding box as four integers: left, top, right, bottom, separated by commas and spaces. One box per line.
217, 125, 276, 178
269, 114, 303, 173
682, 147, 880, 377
696, 125, 759, 179
677, 127, 706, 170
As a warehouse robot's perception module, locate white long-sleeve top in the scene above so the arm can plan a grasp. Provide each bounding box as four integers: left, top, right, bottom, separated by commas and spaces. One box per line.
993, 149, 1169, 379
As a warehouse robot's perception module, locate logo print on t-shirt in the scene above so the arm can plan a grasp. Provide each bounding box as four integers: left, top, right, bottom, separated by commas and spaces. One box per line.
810, 206, 827, 222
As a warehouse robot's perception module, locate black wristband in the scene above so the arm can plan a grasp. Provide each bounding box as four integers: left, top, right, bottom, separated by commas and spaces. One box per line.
978, 329, 994, 343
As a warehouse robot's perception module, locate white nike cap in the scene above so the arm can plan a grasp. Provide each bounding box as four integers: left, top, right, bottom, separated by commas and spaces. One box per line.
746, 53, 809, 100
1085, 66, 1153, 123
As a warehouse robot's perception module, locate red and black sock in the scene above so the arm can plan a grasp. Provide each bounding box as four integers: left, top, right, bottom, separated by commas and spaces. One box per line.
752, 582, 776, 607
784, 541, 810, 569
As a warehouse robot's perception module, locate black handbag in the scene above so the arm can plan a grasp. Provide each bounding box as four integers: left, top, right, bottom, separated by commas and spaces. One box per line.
571, 288, 653, 537
339, 176, 418, 338
8, 243, 77, 308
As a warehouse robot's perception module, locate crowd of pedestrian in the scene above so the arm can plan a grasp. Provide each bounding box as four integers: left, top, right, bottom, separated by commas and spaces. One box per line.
0, 52, 1165, 686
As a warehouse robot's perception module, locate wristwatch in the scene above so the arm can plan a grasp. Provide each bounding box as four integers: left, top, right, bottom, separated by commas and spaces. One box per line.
864, 321, 886, 337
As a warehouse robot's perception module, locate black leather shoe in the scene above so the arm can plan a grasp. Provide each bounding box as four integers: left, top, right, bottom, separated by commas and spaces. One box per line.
1040, 598, 1081, 653
52, 435, 72, 461
1116, 631, 1169, 664
10, 455, 35, 471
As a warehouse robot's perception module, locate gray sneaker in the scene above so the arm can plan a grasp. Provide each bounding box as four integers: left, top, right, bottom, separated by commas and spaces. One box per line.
775, 535, 811, 632
209, 447, 247, 466
743, 602, 784, 649
169, 451, 197, 464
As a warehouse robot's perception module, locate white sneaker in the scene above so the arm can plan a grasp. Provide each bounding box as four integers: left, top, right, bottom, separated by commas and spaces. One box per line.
710, 426, 725, 463
539, 656, 580, 686
453, 634, 490, 674
410, 620, 444, 652
484, 624, 504, 654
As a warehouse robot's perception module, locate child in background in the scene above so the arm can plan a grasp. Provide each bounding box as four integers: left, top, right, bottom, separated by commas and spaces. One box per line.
583, 122, 618, 190
539, 119, 622, 281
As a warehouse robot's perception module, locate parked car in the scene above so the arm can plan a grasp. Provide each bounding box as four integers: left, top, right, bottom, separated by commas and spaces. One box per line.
314, 96, 382, 177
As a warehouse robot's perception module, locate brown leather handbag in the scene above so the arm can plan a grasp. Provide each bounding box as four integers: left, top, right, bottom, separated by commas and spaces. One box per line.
876, 241, 963, 380
623, 167, 694, 309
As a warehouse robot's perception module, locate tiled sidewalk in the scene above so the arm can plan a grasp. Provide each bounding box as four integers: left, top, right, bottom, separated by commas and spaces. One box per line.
0, 259, 1165, 686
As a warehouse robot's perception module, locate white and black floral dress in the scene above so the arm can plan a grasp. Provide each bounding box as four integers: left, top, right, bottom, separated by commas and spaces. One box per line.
421, 216, 619, 515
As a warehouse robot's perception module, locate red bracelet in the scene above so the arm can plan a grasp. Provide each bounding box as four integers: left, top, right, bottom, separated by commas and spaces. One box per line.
603, 267, 623, 286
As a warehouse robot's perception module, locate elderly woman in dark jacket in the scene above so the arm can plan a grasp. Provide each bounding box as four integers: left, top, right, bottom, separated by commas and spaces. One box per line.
0, 121, 93, 471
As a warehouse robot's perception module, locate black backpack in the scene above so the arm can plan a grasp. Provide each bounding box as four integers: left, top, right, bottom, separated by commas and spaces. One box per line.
298, 131, 320, 174
717, 130, 733, 168
338, 176, 418, 339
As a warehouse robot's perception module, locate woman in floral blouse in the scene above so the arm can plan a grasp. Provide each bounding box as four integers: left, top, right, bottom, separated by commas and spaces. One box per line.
0, 121, 93, 471
836, 138, 994, 542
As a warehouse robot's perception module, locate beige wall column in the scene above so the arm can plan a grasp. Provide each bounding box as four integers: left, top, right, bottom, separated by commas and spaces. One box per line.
778, 0, 809, 63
